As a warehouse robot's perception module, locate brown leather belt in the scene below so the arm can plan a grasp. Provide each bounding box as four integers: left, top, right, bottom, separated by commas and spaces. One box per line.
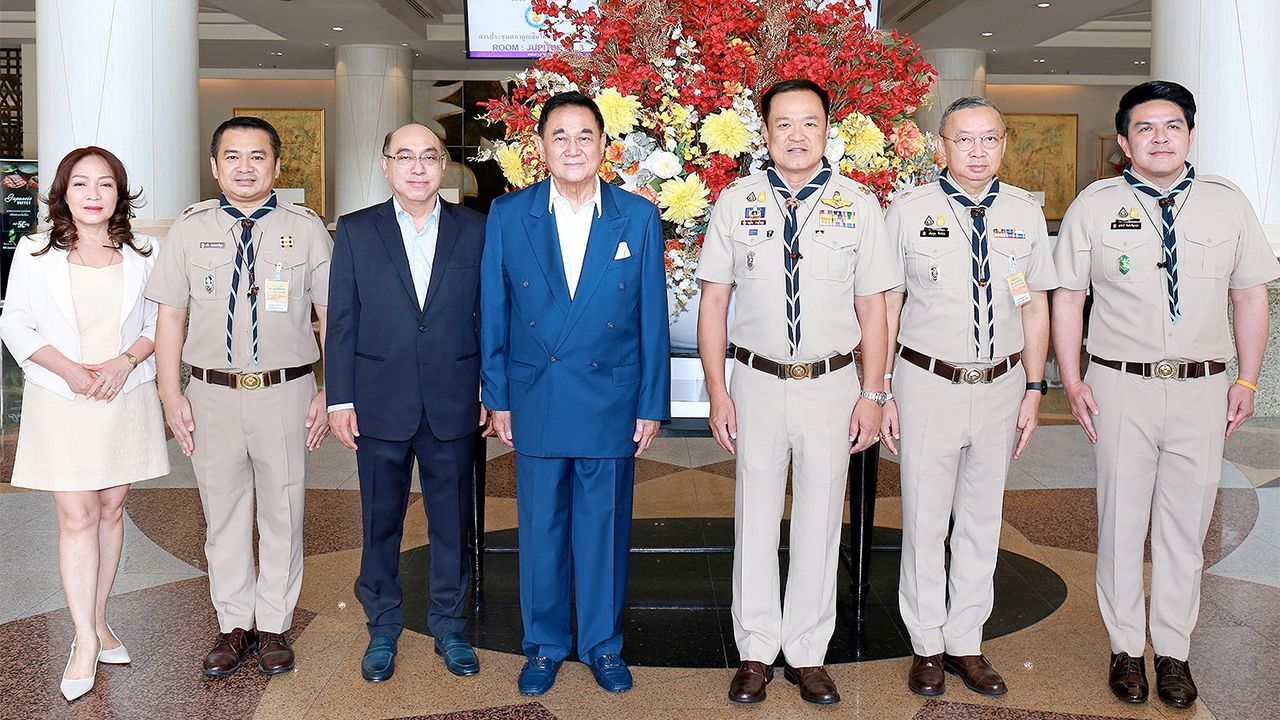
1089, 356, 1226, 380
734, 347, 854, 380
190, 364, 313, 390
899, 346, 1021, 384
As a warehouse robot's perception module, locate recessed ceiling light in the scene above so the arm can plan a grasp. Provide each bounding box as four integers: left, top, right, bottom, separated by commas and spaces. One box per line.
1037, 2, 1051, 7
1034, 58, 1046, 63
1133, 60, 1147, 65
401, 43, 409, 47
323, 42, 330, 46
331, 26, 344, 31
981, 31, 993, 37
990, 48, 998, 52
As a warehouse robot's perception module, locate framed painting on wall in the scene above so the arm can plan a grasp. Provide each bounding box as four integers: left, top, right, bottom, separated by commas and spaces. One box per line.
232, 108, 326, 218
999, 113, 1078, 220
1097, 135, 1126, 179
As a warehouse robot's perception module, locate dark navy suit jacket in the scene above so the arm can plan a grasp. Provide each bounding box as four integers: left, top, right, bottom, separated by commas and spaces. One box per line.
327, 198, 486, 442
479, 180, 671, 457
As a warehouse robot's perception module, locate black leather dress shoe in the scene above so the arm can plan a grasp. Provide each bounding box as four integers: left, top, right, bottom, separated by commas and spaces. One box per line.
1154, 655, 1197, 709
728, 661, 773, 703
1109, 652, 1149, 704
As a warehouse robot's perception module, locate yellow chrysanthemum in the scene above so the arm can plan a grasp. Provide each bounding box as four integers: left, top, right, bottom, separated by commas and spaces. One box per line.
660, 100, 689, 129
840, 113, 887, 165
657, 174, 710, 224
595, 88, 642, 138
700, 109, 753, 157
495, 143, 528, 186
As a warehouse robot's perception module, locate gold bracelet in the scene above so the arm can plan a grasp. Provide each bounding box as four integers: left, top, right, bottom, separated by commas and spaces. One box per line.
1235, 378, 1258, 392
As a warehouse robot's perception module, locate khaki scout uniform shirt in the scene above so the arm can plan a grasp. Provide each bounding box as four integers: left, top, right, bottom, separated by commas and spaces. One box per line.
145, 199, 333, 371
1055, 170, 1280, 363
886, 179, 1058, 363
697, 170, 901, 362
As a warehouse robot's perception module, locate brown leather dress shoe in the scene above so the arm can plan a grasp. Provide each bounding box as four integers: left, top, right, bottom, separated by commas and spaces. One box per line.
1108, 652, 1149, 704
1154, 655, 1197, 709
783, 665, 839, 705
257, 632, 295, 675
728, 661, 773, 703
202, 628, 258, 677
908, 653, 945, 696
944, 653, 1007, 696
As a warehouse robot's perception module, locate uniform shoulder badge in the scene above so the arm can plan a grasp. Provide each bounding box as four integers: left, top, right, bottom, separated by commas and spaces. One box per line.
179, 198, 219, 218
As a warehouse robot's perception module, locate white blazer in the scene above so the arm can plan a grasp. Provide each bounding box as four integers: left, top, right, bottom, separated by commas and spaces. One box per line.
0, 232, 160, 400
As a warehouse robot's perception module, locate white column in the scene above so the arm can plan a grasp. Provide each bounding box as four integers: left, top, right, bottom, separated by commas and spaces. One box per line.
1153, 0, 1280, 416
1152, 0, 1279, 226
334, 45, 412, 217
36, 0, 199, 222
916, 49, 987, 136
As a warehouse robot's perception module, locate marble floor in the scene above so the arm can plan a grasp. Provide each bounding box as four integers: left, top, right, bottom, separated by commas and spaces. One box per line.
0, 383, 1278, 720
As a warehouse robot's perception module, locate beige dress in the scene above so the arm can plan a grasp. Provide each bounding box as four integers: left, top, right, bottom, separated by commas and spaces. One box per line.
10, 263, 169, 491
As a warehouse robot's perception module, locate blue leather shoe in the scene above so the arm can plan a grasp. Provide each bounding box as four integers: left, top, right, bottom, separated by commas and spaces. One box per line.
589, 654, 633, 693
517, 656, 562, 696
434, 632, 480, 676
361, 635, 397, 682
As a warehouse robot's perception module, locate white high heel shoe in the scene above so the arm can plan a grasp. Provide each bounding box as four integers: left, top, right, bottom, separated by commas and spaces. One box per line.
96, 625, 130, 664
60, 639, 100, 702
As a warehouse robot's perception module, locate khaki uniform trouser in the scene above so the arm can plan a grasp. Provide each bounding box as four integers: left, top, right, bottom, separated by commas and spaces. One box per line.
730, 358, 859, 667
896, 356, 1024, 657
187, 375, 314, 633
1088, 363, 1229, 660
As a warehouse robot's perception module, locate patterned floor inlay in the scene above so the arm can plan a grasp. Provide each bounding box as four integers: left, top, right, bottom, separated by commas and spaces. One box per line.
395, 703, 559, 720
0, 577, 316, 720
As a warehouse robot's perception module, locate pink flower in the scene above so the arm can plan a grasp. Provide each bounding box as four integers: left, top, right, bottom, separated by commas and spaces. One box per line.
890, 121, 925, 158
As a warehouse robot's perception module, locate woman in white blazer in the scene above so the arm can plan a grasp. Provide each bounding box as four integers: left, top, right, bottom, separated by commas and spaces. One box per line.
0, 147, 169, 701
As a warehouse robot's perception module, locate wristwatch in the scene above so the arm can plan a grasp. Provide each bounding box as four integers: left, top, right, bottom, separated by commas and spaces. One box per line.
1025, 381, 1048, 395
860, 390, 893, 406
124, 352, 139, 367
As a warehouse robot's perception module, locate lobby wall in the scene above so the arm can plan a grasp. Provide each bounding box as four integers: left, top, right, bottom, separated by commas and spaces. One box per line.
198, 78, 337, 222
986, 83, 1130, 197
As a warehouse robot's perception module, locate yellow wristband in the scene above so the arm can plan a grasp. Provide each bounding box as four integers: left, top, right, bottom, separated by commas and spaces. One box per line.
1235, 378, 1258, 392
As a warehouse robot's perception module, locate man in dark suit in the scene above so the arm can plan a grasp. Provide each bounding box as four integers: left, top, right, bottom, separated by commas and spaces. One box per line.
480, 92, 671, 696
326, 123, 487, 682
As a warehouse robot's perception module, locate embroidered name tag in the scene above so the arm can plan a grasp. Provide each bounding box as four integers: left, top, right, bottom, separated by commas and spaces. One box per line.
1111, 219, 1142, 230
199, 241, 226, 249
919, 227, 950, 237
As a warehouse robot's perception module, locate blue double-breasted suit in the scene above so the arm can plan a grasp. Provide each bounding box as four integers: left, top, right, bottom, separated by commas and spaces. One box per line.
480, 179, 671, 662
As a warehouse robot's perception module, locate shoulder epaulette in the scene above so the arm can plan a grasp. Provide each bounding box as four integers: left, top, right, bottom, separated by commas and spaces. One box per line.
279, 202, 321, 220
179, 199, 220, 217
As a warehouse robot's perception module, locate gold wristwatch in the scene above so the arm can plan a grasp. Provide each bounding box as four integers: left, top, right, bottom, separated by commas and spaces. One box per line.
124, 352, 139, 367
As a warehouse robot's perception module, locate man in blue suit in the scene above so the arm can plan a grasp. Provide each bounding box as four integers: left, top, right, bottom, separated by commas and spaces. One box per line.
326, 123, 488, 682
480, 92, 671, 696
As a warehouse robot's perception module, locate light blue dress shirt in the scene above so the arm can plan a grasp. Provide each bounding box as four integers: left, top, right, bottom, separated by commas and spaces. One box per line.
394, 196, 442, 309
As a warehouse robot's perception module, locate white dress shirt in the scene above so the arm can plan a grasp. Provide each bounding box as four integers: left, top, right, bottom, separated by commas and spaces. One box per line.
394, 196, 442, 309
548, 177, 602, 299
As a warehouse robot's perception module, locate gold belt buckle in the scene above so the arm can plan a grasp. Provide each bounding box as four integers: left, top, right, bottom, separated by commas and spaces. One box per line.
237, 371, 266, 390
1153, 361, 1177, 379
788, 362, 812, 380
962, 368, 985, 384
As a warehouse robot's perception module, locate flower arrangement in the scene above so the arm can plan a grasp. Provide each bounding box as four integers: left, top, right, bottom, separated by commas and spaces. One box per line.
478, 0, 938, 316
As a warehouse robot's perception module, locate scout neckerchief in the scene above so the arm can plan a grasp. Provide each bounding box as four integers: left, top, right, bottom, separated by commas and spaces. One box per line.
767, 159, 832, 357
220, 192, 277, 365
938, 170, 1000, 360
1123, 163, 1195, 324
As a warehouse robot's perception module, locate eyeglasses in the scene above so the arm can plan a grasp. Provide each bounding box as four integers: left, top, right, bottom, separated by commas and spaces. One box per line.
941, 134, 1004, 152
383, 153, 445, 167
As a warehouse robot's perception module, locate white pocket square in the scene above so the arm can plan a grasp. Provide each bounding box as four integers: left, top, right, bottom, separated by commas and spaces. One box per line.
614, 241, 632, 260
